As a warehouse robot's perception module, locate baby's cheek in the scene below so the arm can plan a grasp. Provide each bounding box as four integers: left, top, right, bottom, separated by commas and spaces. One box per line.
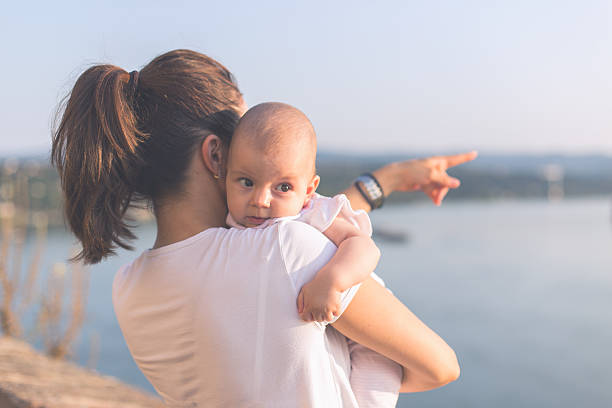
226, 193, 242, 218
291, 197, 308, 214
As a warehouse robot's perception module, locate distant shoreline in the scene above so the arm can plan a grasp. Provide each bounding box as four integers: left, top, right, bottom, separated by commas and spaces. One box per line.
1, 154, 611, 228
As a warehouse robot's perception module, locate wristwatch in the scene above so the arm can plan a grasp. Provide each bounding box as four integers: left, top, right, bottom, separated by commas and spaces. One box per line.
354, 173, 384, 210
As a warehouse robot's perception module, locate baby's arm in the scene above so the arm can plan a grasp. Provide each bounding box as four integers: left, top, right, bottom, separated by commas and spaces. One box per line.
297, 217, 380, 322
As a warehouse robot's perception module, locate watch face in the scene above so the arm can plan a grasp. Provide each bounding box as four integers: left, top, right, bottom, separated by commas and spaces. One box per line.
367, 182, 382, 199
362, 178, 382, 198
356, 175, 384, 209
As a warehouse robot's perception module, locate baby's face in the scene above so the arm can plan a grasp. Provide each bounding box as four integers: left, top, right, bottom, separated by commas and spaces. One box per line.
226, 136, 319, 228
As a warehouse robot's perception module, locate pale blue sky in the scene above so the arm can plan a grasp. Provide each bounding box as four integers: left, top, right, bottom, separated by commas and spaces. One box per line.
2, 1, 611, 155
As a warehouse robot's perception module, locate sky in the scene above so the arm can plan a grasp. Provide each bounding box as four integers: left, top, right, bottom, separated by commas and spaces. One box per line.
2, 0, 612, 156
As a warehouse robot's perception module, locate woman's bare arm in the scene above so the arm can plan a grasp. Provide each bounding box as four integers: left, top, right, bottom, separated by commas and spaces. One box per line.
333, 152, 474, 391
341, 151, 478, 212
331, 277, 460, 392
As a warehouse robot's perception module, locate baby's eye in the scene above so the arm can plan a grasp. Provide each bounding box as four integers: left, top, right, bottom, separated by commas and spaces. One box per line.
238, 178, 253, 188
276, 183, 292, 193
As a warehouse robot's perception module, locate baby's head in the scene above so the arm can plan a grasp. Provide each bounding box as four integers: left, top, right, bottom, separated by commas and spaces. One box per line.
226, 102, 320, 228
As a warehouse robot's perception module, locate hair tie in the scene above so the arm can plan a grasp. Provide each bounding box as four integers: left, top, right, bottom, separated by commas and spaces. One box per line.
127, 70, 140, 96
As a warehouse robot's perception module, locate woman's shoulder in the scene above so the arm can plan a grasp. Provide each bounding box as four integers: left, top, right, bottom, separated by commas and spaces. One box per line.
112, 222, 335, 304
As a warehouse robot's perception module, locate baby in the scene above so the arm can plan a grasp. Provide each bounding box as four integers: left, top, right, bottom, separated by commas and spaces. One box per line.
225, 102, 402, 407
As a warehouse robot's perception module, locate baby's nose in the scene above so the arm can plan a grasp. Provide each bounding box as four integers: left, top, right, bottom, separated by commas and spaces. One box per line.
252, 188, 271, 208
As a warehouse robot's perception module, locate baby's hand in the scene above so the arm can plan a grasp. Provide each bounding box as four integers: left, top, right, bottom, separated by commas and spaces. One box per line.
297, 275, 342, 323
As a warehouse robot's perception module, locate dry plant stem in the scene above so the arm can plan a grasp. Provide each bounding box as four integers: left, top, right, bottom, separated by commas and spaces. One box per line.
39, 261, 89, 359
0, 217, 22, 337
57, 262, 88, 359
42, 269, 65, 357
18, 219, 46, 313
9, 226, 24, 297
10, 174, 29, 293
1, 165, 90, 360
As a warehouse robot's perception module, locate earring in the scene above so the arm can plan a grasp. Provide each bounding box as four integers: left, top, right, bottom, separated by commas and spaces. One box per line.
213, 174, 220, 179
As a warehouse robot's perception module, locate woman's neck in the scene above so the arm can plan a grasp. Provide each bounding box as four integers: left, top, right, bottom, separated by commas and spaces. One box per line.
152, 177, 227, 250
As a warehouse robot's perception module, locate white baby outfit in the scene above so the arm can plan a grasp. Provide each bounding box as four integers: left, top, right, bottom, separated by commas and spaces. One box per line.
227, 193, 402, 408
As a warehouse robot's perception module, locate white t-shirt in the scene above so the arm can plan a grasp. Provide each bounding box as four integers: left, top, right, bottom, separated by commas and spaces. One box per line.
112, 220, 360, 407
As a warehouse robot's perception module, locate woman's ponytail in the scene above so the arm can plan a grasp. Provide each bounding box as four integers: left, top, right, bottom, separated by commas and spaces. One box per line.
52, 65, 147, 264
52, 50, 243, 264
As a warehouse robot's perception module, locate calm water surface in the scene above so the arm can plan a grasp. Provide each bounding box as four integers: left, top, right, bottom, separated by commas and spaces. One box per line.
26, 198, 612, 407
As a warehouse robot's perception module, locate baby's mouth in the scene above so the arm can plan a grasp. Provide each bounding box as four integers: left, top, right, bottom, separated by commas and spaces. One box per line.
245, 216, 269, 225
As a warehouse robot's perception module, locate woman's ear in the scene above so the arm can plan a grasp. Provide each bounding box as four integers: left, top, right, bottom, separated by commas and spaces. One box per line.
200, 134, 226, 179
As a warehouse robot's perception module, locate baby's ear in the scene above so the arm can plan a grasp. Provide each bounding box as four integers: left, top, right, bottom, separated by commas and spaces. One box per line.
306, 175, 320, 197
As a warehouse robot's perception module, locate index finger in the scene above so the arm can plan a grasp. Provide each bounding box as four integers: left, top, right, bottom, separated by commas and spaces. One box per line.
444, 150, 478, 168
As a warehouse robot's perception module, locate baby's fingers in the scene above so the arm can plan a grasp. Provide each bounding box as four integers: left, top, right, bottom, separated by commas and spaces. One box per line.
310, 310, 324, 322
299, 310, 313, 322
310, 307, 331, 323
313, 307, 335, 323
297, 290, 304, 314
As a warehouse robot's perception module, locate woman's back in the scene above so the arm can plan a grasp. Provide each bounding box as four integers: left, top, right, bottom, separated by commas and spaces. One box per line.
113, 221, 359, 407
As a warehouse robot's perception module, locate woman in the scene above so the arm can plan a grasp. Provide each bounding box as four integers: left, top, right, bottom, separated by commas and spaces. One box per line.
52, 49, 471, 406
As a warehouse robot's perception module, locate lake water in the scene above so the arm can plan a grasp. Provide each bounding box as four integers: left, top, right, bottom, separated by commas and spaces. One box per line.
15, 198, 612, 407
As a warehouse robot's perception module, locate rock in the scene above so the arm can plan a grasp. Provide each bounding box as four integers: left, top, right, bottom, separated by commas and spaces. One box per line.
0, 336, 163, 408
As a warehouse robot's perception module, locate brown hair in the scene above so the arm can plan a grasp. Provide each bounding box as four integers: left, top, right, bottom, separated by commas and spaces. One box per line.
52, 50, 242, 264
